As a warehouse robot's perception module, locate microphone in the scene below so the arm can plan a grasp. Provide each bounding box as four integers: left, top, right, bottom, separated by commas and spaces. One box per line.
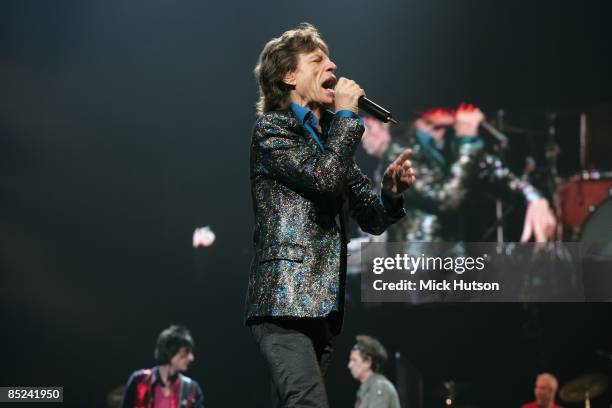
358, 96, 397, 124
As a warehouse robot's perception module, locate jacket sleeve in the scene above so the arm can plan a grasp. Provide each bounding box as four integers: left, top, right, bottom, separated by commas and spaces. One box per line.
345, 163, 405, 235
252, 113, 364, 199
120, 371, 138, 408
193, 381, 204, 408
392, 135, 543, 215
388, 138, 484, 214
476, 152, 543, 202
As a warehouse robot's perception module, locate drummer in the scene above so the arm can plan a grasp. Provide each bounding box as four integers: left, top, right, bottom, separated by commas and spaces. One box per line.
521, 373, 563, 408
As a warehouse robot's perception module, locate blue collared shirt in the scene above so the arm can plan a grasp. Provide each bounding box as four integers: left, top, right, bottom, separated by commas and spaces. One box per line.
290, 103, 364, 151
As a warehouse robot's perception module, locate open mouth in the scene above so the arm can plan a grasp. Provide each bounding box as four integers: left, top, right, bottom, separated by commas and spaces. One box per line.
321, 76, 337, 94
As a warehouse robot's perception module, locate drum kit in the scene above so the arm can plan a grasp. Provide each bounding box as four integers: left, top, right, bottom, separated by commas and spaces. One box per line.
347, 106, 612, 300
433, 373, 610, 407
428, 107, 612, 408
558, 170, 612, 246
485, 107, 612, 299
487, 105, 612, 246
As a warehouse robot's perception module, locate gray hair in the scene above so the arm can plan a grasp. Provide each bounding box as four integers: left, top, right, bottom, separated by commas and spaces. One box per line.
537, 373, 559, 391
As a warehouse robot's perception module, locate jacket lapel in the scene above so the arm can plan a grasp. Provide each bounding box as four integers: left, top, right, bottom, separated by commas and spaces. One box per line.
286, 110, 324, 152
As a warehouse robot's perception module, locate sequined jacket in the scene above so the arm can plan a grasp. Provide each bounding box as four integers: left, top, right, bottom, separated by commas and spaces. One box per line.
245, 110, 404, 333
384, 129, 541, 243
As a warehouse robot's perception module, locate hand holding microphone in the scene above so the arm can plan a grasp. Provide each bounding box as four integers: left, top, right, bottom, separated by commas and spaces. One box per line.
334, 77, 397, 123
333, 77, 365, 114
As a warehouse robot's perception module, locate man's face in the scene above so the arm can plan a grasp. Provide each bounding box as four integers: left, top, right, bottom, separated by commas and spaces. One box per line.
284, 48, 337, 109
363, 117, 391, 158
170, 346, 194, 373
534, 377, 555, 405
348, 350, 372, 381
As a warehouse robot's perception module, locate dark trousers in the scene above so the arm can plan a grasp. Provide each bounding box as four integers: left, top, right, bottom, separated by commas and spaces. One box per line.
250, 317, 334, 408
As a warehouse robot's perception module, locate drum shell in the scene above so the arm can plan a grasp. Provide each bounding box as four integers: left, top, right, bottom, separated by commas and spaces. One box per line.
558, 175, 612, 240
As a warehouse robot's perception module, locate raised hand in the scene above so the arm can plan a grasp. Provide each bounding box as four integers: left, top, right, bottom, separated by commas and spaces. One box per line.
520, 198, 557, 242
454, 103, 484, 137
382, 149, 415, 197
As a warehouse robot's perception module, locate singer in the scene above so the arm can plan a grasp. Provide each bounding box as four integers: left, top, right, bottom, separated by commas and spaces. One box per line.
244, 23, 414, 407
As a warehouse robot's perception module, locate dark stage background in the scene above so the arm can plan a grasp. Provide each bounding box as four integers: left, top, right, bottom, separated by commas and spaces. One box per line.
1, 1, 612, 407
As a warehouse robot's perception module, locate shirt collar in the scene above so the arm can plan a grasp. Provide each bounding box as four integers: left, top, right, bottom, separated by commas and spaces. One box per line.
152, 366, 181, 387
289, 103, 334, 131
290, 103, 312, 126
290, 103, 320, 135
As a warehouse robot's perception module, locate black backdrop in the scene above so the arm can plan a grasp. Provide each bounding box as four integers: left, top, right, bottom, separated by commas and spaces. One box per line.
1, 1, 611, 407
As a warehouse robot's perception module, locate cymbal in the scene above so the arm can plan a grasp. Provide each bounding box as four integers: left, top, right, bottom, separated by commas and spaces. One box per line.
559, 374, 609, 403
